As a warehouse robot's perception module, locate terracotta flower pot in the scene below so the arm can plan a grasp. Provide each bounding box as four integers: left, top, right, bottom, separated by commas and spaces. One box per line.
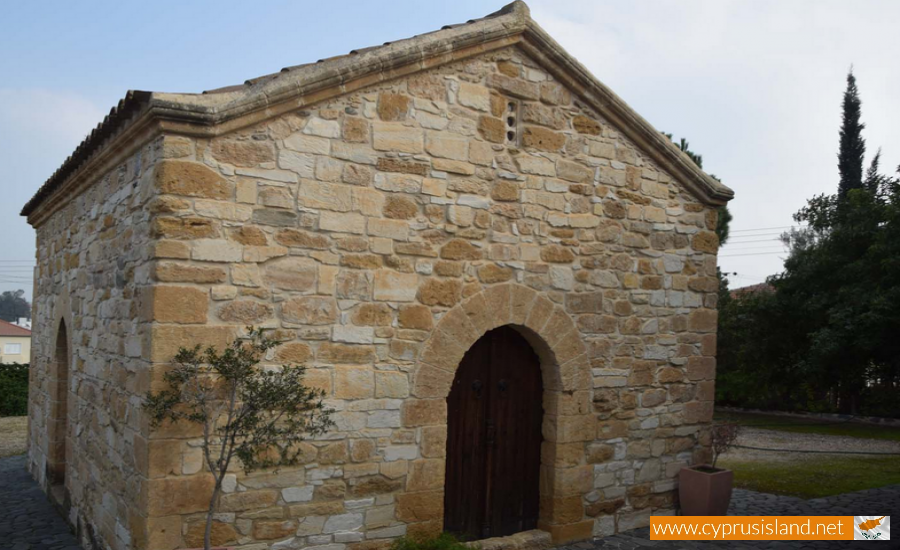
679, 465, 733, 516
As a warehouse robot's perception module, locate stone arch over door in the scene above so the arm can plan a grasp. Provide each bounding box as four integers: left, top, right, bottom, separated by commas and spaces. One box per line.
401, 283, 597, 543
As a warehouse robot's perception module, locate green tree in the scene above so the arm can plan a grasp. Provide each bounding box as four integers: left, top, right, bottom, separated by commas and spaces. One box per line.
0, 289, 30, 323
719, 70, 900, 416
837, 69, 866, 200
145, 328, 334, 550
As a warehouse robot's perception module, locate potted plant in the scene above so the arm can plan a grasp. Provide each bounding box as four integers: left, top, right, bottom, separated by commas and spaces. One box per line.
679, 422, 741, 516
145, 327, 334, 550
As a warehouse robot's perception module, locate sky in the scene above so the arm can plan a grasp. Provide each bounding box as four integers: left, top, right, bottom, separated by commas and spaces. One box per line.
1, 0, 898, 298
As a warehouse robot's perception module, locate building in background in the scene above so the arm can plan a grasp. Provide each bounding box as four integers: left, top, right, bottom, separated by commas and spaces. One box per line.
14, 317, 33, 330
0, 319, 31, 364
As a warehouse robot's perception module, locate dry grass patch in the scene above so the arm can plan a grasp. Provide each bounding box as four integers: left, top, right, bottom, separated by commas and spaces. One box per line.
0, 416, 27, 457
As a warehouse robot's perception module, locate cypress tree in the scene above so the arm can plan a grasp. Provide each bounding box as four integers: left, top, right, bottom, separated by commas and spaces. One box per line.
837, 70, 866, 200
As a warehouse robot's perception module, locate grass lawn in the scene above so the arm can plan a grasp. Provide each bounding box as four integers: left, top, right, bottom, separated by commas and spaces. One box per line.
0, 416, 27, 458
719, 455, 900, 499
715, 410, 900, 442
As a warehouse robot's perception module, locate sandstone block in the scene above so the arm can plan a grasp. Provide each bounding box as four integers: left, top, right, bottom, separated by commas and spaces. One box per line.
298, 181, 353, 212
573, 115, 601, 135
252, 208, 298, 227
276, 342, 313, 363
407, 74, 447, 101
147, 475, 215, 516
377, 93, 411, 121
155, 261, 227, 284
440, 239, 483, 260
395, 491, 443, 522
150, 326, 237, 362
368, 218, 409, 240
343, 117, 370, 142
375, 371, 410, 398
146, 516, 183, 550
147, 286, 208, 324
478, 116, 506, 143
684, 401, 714, 423
407, 459, 445, 492
320, 211, 367, 234
218, 300, 273, 323
282, 296, 338, 325
303, 117, 341, 138
398, 304, 433, 330
401, 399, 446, 427
254, 520, 297, 540
692, 231, 719, 253
688, 309, 718, 332
152, 216, 218, 240
540, 495, 585, 524
351, 303, 393, 326
184, 521, 238, 547
477, 264, 513, 284
541, 244, 575, 263
425, 132, 468, 161
284, 133, 331, 155
264, 257, 317, 291
487, 74, 540, 100
155, 160, 231, 200
278, 150, 316, 178
275, 228, 331, 249
192, 239, 242, 262
374, 270, 418, 301
383, 195, 418, 219
522, 126, 566, 152
417, 278, 462, 307
373, 123, 423, 154
318, 343, 376, 364
686, 356, 716, 381
457, 82, 491, 112
515, 154, 556, 176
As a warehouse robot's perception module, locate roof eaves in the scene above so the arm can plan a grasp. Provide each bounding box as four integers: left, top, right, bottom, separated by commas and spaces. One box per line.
22, 0, 732, 220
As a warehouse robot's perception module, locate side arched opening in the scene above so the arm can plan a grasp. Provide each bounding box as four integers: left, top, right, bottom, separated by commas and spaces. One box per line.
47, 320, 69, 491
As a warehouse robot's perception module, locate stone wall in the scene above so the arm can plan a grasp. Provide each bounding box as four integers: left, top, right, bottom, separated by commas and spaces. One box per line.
139, 46, 720, 550
27, 139, 165, 549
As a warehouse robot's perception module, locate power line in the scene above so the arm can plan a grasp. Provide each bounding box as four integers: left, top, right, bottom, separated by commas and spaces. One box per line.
723, 238, 783, 245
721, 245, 787, 252
729, 225, 803, 233
720, 251, 789, 258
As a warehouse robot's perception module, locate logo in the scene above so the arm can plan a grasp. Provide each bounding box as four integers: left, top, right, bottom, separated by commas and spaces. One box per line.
854, 516, 890, 540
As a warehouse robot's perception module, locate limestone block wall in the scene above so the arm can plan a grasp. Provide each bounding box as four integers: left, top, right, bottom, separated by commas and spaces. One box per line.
139, 46, 720, 549
27, 139, 165, 550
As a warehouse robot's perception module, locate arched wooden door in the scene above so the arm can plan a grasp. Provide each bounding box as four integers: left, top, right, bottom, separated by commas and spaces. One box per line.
443, 326, 543, 540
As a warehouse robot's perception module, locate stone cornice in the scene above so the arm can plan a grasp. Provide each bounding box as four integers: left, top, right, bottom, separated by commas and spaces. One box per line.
23, 0, 732, 225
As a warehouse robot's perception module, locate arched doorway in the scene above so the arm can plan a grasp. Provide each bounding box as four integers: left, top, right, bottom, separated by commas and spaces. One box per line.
48, 321, 69, 488
443, 326, 543, 540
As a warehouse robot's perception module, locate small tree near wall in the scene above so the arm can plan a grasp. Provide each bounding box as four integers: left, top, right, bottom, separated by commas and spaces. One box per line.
145, 328, 334, 550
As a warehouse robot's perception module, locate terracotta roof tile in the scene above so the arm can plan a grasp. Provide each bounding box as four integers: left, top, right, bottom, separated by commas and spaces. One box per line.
0, 320, 32, 337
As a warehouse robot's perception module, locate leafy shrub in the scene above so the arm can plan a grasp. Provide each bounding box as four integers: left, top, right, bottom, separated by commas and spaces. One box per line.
0, 363, 29, 416
390, 533, 474, 550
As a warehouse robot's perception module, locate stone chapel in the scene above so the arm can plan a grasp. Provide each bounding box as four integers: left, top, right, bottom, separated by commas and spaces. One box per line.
22, 2, 733, 549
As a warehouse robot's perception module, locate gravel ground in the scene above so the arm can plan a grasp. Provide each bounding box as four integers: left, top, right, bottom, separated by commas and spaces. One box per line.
0, 416, 28, 458
722, 426, 900, 462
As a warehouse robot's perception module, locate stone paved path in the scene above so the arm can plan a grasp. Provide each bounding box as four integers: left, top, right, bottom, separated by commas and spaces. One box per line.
0, 455, 81, 550
1, 453, 896, 550
562, 487, 899, 550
